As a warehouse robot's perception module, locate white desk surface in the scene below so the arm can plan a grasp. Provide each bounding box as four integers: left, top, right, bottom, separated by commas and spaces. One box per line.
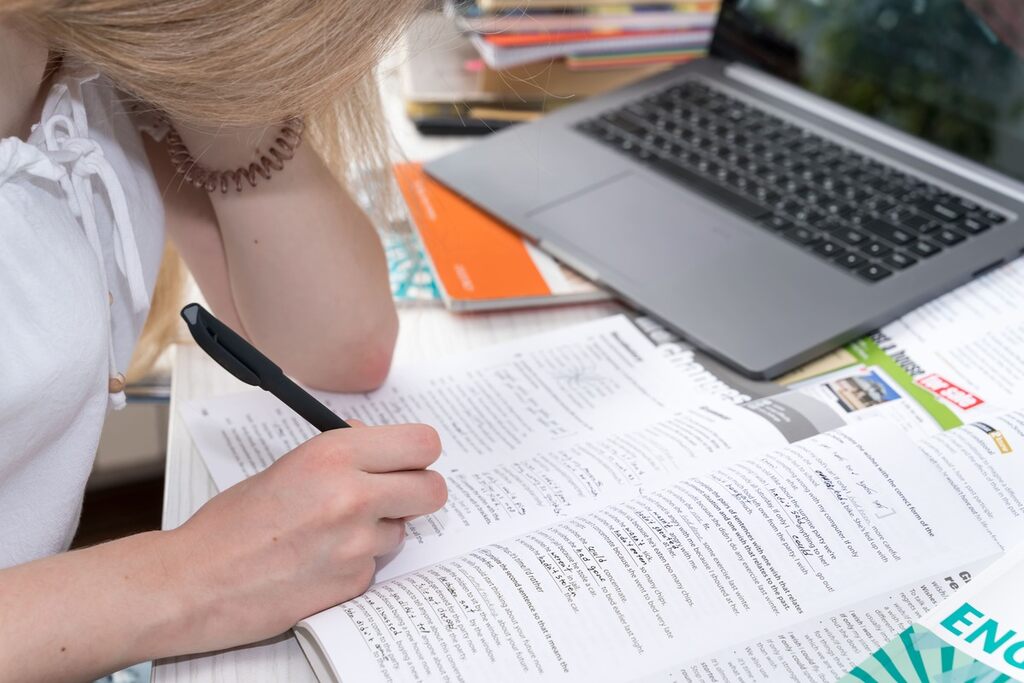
154, 302, 625, 683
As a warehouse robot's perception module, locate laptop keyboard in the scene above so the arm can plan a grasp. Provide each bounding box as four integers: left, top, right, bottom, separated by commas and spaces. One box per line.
576, 80, 1009, 283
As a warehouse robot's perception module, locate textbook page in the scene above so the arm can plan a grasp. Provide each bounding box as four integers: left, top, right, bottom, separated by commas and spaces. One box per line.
647, 563, 991, 682
297, 419, 997, 682
184, 333, 847, 579
378, 394, 844, 581
647, 410, 1024, 681
182, 315, 705, 491
845, 543, 1024, 682
790, 258, 1024, 435
870, 259, 1024, 423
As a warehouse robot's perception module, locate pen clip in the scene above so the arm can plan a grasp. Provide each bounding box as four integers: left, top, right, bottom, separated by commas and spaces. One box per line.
181, 303, 261, 386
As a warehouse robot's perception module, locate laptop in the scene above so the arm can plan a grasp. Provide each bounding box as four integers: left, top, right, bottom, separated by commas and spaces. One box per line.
425, 0, 1024, 379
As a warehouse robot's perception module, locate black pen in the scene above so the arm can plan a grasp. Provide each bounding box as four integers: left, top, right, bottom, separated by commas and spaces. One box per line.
180, 303, 350, 432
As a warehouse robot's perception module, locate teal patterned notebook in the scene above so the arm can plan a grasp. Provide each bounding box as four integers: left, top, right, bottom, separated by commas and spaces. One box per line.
384, 231, 440, 303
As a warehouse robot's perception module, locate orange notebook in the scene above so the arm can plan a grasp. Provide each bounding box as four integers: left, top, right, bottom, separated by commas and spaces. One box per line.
394, 162, 611, 312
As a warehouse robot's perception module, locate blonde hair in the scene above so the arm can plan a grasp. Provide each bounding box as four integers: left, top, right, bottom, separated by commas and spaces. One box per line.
4, 0, 419, 379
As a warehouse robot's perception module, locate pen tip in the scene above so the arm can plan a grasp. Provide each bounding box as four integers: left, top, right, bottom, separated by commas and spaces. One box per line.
181, 304, 200, 325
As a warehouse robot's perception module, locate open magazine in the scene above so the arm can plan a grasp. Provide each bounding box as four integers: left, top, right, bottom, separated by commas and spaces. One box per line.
783, 258, 1024, 438
182, 306, 1024, 681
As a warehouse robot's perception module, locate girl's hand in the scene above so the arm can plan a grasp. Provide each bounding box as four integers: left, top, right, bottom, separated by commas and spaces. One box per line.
165, 423, 447, 654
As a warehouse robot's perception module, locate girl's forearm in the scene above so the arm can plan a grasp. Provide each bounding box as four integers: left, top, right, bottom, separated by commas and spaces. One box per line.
173, 123, 398, 392
0, 530, 196, 683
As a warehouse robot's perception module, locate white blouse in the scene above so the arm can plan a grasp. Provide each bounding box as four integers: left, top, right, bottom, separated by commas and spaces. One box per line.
0, 62, 164, 568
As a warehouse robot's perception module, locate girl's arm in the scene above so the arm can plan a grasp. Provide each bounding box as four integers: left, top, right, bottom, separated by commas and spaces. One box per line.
0, 424, 447, 683
145, 123, 399, 393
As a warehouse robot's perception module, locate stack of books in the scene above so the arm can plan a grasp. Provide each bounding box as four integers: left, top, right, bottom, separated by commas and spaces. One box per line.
451, 0, 719, 70
401, 3, 719, 134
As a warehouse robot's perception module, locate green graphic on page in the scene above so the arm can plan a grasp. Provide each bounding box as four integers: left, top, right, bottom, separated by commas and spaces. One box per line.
841, 623, 1019, 683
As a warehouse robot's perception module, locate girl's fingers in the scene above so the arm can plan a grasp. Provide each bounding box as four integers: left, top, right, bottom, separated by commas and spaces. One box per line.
367, 470, 448, 519
318, 423, 443, 473
372, 518, 407, 557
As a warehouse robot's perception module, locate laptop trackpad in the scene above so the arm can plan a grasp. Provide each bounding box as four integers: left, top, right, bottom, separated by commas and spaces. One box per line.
528, 172, 740, 282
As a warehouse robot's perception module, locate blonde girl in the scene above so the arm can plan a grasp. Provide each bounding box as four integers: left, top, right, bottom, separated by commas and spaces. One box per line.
0, 2, 449, 681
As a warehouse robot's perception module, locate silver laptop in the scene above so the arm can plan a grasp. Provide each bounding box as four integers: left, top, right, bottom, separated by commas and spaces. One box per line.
426, 0, 1024, 379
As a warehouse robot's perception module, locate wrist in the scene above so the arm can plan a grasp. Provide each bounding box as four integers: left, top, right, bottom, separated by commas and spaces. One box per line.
117, 528, 206, 660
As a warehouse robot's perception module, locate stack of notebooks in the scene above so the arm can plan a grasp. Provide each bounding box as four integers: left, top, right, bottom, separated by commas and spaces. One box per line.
401, 3, 718, 134
451, 0, 720, 70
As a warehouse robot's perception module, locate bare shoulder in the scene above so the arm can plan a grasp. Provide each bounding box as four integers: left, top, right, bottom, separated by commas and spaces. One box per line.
0, 19, 50, 139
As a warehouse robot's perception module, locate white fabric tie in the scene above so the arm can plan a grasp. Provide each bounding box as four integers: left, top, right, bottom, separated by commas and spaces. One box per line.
32, 76, 150, 409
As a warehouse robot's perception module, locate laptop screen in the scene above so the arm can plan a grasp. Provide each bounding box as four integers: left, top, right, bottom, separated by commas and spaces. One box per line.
710, 0, 1024, 185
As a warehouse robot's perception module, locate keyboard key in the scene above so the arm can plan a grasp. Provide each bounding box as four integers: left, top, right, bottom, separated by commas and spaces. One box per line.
884, 251, 918, 270
844, 212, 872, 227
814, 240, 845, 258
982, 209, 1007, 224
778, 176, 800, 192
846, 187, 874, 202
866, 197, 897, 214
753, 187, 782, 205
857, 263, 893, 282
954, 197, 979, 212
908, 240, 942, 258
822, 200, 850, 216
789, 205, 826, 224
602, 113, 647, 137
725, 173, 750, 190
800, 189, 825, 204
833, 252, 867, 270
762, 215, 793, 231
958, 216, 992, 234
884, 207, 917, 224
864, 218, 914, 245
900, 214, 932, 232
934, 227, 967, 246
907, 179, 933, 195
913, 198, 962, 222
834, 227, 869, 246
819, 216, 844, 231
778, 200, 804, 218
866, 176, 895, 192
782, 226, 820, 246
832, 181, 852, 197
862, 240, 892, 258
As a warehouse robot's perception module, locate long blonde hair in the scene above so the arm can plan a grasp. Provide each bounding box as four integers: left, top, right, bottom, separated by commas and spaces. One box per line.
4, 0, 419, 378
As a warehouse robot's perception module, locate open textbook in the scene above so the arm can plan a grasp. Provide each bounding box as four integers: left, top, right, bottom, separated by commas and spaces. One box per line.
181, 314, 1024, 682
